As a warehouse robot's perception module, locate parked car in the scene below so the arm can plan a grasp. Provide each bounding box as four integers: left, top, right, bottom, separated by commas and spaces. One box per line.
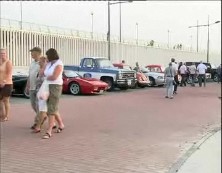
142, 65, 165, 86
12, 72, 29, 98
185, 61, 214, 80
113, 63, 150, 88
64, 57, 137, 91
63, 70, 108, 95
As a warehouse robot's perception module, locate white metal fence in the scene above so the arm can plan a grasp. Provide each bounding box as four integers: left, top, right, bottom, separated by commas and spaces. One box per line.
1, 18, 221, 69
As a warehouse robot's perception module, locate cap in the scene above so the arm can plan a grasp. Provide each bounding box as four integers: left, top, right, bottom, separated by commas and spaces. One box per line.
30, 47, 42, 53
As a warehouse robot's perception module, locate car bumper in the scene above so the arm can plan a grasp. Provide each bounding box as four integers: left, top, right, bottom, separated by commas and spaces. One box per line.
116, 79, 137, 87
138, 80, 150, 86
155, 78, 165, 85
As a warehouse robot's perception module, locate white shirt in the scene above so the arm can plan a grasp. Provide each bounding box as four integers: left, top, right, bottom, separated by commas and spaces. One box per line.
179, 65, 187, 74
197, 63, 207, 74
44, 59, 64, 85
29, 60, 40, 90
189, 65, 197, 74
172, 62, 178, 73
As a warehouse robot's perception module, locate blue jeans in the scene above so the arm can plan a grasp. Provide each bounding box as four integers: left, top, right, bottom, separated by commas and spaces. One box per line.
166, 77, 174, 97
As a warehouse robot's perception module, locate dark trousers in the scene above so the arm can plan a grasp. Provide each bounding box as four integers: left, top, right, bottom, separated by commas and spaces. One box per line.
174, 75, 179, 92
180, 74, 187, 86
190, 74, 196, 86
198, 74, 206, 87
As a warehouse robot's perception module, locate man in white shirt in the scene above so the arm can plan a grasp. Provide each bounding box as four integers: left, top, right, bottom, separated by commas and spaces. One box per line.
197, 61, 207, 87
179, 62, 187, 87
171, 58, 179, 94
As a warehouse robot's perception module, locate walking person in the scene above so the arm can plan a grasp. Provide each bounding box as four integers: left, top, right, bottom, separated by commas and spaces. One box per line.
196, 61, 207, 87
164, 62, 176, 99
179, 62, 187, 87
189, 62, 197, 86
171, 58, 179, 94
32, 56, 48, 133
25, 47, 41, 129
0, 48, 13, 122
42, 48, 65, 139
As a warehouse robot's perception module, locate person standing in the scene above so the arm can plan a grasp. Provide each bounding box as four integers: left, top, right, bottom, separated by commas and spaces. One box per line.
164, 62, 176, 99
42, 48, 65, 139
171, 58, 179, 94
217, 64, 221, 83
179, 62, 187, 87
188, 62, 197, 86
0, 48, 13, 122
25, 47, 41, 129
196, 61, 207, 87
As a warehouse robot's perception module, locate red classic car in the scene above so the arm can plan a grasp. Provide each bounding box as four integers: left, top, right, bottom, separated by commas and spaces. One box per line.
146, 64, 165, 73
113, 63, 150, 88
63, 70, 108, 95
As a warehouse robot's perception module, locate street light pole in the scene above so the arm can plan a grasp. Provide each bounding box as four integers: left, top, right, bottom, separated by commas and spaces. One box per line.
91, 12, 94, 39
20, 1, 23, 30
119, 3, 122, 43
107, 1, 111, 60
207, 15, 210, 63
107, 1, 133, 60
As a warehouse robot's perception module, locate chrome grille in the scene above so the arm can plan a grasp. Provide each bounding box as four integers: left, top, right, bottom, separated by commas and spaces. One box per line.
122, 73, 135, 79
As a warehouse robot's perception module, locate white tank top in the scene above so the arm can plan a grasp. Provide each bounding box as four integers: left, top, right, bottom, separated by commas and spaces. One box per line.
44, 59, 63, 85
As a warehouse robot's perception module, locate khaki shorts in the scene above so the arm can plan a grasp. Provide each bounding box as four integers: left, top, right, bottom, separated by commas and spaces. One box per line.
47, 84, 62, 116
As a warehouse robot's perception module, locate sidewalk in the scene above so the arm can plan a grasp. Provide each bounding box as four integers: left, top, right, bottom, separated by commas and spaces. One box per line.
177, 130, 221, 173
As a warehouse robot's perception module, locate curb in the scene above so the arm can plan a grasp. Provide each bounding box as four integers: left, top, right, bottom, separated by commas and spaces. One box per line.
167, 126, 221, 173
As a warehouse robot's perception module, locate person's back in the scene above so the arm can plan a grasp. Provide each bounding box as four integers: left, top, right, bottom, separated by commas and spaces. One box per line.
189, 64, 196, 74
197, 61, 207, 87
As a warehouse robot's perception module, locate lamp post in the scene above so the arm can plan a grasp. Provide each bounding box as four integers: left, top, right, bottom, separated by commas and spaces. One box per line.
20, 1, 23, 30
188, 18, 220, 61
107, 0, 133, 60
136, 22, 138, 45
91, 12, 94, 39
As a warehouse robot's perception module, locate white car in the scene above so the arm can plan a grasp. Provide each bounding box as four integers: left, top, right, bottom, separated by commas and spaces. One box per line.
141, 67, 165, 86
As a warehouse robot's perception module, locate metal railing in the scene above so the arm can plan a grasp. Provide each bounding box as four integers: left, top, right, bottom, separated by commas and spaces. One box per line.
0, 17, 203, 52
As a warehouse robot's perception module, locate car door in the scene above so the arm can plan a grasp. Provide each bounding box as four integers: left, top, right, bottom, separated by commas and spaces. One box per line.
80, 58, 99, 78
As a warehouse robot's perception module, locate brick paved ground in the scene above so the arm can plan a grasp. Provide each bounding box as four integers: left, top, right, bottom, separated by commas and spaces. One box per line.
0, 83, 221, 173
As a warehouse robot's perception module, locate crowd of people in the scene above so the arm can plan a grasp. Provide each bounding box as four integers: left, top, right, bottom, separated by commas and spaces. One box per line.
0, 47, 64, 139
164, 58, 221, 99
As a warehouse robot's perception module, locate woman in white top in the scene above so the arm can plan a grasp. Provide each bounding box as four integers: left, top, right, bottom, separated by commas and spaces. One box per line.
42, 48, 65, 139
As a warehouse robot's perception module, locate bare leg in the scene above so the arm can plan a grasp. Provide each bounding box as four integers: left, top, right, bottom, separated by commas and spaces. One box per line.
34, 111, 47, 131
3, 97, 10, 121
55, 113, 65, 129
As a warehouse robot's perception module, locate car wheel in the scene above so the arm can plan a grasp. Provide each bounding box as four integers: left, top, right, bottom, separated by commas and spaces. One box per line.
23, 87, 30, 99
101, 78, 114, 91
213, 75, 218, 82
148, 77, 155, 86
69, 82, 81, 95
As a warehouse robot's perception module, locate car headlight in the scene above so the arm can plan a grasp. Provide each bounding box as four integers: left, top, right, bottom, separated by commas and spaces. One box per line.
118, 73, 122, 79
157, 76, 164, 79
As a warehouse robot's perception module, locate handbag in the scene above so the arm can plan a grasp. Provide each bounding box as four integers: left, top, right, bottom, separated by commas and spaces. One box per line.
37, 80, 50, 100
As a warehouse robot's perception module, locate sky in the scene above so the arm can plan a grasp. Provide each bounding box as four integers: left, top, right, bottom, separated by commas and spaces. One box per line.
0, 1, 221, 53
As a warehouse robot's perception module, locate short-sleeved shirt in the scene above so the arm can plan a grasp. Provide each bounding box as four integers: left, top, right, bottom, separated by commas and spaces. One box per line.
189, 65, 197, 74
171, 62, 178, 74
164, 66, 176, 77
197, 63, 207, 74
179, 65, 187, 74
28, 60, 40, 90
44, 59, 64, 85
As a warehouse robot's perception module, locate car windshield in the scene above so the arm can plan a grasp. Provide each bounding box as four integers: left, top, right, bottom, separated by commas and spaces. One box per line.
123, 65, 132, 70
141, 67, 150, 73
64, 70, 80, 78
97, 59, 114, 68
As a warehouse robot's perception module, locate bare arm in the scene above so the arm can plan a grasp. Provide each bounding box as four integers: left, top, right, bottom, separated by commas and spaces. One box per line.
47, 65, 63, 81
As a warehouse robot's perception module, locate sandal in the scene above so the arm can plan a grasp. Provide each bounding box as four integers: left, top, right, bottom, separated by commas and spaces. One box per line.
56, 127, 64, 133
32, 129, 41, 133
42, 132, 51, 139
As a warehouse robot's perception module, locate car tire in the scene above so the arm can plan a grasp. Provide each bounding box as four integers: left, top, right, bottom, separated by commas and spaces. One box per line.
23, 87, 30, 99
213, 75, 218, 82
148, 77, 156, 86
69, 82, 81, 95
101, 78, 114, 91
